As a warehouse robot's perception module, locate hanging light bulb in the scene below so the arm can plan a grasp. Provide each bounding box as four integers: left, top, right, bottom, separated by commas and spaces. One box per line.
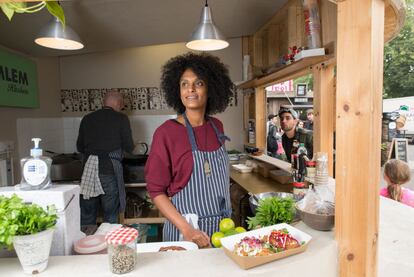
35, 17, 84, 50
186, 0, 229, 51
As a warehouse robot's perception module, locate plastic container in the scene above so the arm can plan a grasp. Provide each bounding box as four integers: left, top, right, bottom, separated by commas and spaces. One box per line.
302, 0, 322, 49
74, 235, 107, 255
105, 227, 138, 274
20, 138, 52, 190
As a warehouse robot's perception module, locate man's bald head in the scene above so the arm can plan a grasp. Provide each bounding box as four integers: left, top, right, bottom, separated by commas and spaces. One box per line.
104, 90, 124, 112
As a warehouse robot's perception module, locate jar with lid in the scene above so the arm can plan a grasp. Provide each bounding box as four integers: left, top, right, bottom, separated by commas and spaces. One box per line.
293, 181, 308, 200
306, 161, 316, 178
105, 227, 138, 274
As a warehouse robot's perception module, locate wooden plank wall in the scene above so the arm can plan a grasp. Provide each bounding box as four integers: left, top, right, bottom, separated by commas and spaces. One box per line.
336, 0, 384, 276
313, 63, 335, 176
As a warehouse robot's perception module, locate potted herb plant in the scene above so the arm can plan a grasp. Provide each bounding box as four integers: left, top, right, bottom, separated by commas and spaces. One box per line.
0, 194, 58, 274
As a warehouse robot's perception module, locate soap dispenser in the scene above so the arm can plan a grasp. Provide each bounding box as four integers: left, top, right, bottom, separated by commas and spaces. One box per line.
20, 138, 52, 190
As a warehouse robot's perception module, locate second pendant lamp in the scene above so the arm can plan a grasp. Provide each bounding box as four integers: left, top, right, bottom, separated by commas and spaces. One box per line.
186, 0, 229, 51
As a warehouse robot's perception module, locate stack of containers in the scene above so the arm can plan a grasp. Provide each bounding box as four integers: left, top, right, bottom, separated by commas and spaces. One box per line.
314, 152, 329, 186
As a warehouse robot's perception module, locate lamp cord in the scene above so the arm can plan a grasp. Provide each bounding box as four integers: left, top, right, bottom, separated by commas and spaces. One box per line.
205, 0, 208, 7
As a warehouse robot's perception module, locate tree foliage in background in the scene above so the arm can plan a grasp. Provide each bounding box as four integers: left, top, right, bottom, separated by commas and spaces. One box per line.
383, 0, 414, 98
293, 73, 313, 92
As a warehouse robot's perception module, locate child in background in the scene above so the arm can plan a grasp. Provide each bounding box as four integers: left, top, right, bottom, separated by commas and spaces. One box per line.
380, 159, 414, 208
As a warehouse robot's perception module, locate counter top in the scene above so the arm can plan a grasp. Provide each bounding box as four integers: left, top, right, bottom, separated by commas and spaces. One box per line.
0, 221, 337, 277
1, 198, 413, 276
230, 168, 291, 194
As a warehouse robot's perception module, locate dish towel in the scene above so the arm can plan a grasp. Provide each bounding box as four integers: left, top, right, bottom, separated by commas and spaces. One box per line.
80, 155, 104, 199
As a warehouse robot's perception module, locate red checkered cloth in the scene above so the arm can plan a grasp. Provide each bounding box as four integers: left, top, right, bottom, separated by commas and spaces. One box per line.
105, 227, 138, 245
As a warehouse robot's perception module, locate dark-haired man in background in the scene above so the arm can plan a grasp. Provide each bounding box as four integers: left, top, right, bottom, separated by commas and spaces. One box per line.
279, 108, 313, 162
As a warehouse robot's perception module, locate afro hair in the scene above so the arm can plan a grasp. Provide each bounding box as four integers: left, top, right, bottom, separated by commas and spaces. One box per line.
160, 52, 234, 115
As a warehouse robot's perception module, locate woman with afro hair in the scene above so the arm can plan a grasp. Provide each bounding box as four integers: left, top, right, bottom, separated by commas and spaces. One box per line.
145, 53, 234, 248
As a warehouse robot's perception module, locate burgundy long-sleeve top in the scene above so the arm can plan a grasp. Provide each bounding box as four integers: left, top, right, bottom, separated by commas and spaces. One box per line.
145, 117, 224, 199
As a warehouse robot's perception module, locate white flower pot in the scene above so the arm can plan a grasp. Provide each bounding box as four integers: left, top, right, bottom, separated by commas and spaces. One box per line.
13, 228, 55, 275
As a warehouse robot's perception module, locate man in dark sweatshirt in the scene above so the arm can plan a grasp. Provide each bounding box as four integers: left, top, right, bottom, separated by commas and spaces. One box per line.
77, 90, 134, 225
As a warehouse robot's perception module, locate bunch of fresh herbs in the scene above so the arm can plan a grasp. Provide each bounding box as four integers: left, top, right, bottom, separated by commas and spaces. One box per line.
0, 194, 57, 249
247, 197, 295, 230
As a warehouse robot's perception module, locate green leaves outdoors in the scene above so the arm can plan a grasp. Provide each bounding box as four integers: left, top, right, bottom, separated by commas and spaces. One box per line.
1, 1, 65, 27
0, 194, 58, 249
247, 197, 295, 230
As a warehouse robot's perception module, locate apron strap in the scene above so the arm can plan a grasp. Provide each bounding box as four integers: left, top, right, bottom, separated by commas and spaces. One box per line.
182, 113, 198, 152
208, 116, 231, 145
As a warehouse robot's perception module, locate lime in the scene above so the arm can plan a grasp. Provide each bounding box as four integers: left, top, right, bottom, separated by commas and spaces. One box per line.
235, 226, 247, 233
219, 218, 235, 233
211, 231, 225, 248
224, 229, 238, 237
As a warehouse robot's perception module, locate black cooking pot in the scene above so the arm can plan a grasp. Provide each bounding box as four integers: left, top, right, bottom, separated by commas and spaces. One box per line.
46, 151, 83, 182
122, 143, 149, 183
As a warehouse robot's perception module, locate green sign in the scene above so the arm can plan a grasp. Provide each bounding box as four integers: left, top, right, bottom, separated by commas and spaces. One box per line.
0, 49, 38, 108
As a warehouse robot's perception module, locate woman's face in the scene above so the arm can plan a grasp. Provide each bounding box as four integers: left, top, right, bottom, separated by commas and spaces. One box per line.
179, 69, 208, 112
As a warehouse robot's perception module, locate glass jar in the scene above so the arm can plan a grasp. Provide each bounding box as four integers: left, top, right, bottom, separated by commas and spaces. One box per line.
105, 227, 138, 274
293, 182, 308, 200
306, 161, 316, 178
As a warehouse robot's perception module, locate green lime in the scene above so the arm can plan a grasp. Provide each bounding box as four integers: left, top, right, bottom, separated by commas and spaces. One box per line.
211, 232, 225, 248
219, 218, 235, 233
235, 226, 247, 233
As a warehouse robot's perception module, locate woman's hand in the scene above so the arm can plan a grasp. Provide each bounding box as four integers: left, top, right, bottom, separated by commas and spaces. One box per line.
182, 227, 211, 248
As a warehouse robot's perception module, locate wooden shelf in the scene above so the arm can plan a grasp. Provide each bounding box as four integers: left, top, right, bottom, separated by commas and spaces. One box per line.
237, 55, 335, 89
248, 154, 292, 173
123, 208, 165, 224
125, 183, 146, 188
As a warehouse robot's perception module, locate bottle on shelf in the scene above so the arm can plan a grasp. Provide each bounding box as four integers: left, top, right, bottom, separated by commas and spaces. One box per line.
291, 139, 300, 169
248, 121, 255, 144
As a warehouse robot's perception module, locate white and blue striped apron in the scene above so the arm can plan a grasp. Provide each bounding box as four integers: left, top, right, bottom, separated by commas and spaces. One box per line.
163, 114, 232, 241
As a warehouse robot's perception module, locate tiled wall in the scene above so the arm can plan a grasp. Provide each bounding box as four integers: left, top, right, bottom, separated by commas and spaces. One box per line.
16, 115, 175, 159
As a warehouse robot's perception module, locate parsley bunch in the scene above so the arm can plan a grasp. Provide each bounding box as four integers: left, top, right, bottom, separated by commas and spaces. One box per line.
0, 194, 57, 249
247, 197, 295, 230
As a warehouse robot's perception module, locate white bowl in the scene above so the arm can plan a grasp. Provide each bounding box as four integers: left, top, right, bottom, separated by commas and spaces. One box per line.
136, 241, 198, 253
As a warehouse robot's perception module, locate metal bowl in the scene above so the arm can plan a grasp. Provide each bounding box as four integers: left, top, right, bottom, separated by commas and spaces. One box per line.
295, 203, 335, 231
249, 192, 301, 215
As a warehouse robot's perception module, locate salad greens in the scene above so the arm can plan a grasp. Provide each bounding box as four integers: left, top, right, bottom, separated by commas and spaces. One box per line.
0, 194, 57, 249
247, 197, 295, 230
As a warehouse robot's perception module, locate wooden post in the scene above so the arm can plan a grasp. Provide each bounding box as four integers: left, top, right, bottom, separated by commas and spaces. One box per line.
255, 87, 266, 150
336, 0, 384, 276
313, 63, 335, 176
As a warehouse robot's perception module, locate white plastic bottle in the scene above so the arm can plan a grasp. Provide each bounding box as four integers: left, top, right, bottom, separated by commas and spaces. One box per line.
20, 138, 52, 190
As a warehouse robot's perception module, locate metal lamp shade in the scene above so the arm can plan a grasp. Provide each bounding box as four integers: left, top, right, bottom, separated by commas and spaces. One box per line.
186, 5, 229, 51
35, 17, 84, 50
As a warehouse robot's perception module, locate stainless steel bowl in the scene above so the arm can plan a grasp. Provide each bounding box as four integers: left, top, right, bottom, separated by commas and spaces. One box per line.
249, 192, 301, 214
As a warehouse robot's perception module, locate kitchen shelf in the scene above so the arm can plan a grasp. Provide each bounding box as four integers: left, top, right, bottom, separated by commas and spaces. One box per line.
123, 208, 165, 224
237, 54, 335, 89
125, 183, 146, 188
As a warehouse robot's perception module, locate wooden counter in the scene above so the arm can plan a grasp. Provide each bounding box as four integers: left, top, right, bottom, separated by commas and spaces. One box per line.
230, 168, 292, 195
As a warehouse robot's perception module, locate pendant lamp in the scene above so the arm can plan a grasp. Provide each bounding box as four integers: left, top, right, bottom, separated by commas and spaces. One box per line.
35, 17, 84, 50
186, 0, 229, 51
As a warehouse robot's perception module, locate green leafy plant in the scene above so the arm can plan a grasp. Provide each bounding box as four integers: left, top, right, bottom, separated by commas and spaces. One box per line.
0, 194, 58, 249
247, 197, 295, 230
1, 1, 65, 26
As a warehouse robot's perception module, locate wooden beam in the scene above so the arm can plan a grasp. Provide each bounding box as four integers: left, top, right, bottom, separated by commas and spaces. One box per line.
313, 63, 335, 176
255, 87, 266, 150
336, 0, 384, 276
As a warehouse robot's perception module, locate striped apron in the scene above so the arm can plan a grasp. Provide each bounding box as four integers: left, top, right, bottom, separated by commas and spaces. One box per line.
108, 149, 126, 212
163, 114, 232, 241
